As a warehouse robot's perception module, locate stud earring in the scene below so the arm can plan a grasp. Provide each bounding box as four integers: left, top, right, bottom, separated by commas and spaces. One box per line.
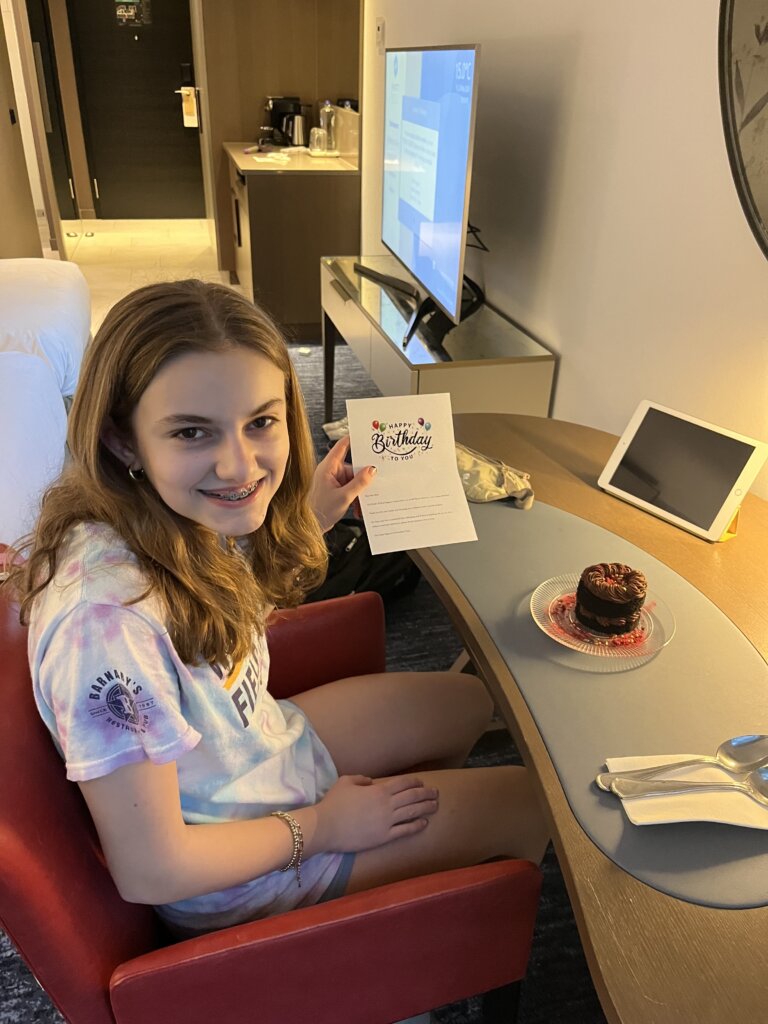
128, 466, 145, 482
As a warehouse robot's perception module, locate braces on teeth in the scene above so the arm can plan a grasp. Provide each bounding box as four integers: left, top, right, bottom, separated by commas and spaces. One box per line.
207, 482, 258, 501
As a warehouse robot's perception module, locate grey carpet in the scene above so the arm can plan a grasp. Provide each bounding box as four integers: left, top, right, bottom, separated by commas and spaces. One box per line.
0, 341, 606, 1023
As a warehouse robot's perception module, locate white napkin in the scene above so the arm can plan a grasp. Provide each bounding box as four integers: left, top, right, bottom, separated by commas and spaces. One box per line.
605, 755, 768, 829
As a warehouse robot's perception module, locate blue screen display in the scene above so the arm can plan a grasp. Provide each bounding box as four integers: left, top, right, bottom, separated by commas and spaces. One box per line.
382, 47, 478, 321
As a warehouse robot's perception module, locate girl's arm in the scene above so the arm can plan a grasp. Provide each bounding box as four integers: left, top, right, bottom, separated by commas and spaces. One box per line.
78, 759, 439, 904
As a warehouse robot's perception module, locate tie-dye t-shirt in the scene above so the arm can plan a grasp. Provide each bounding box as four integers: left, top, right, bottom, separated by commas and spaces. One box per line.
28, 521, 342, 934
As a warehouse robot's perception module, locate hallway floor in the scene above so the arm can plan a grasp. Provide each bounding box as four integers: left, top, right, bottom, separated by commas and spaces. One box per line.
57, 218, 230, 333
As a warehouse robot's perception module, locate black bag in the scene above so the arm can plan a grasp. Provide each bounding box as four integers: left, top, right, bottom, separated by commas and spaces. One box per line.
304, 518, 422, 604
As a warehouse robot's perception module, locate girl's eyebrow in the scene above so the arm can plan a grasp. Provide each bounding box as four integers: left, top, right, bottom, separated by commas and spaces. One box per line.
158, 398, 285, 426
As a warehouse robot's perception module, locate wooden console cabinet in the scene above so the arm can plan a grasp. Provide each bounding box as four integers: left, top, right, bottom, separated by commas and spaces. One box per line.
226, 144, 360, 340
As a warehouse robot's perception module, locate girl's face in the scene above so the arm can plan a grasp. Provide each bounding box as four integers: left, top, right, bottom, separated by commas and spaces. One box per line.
119, 346, 290, 536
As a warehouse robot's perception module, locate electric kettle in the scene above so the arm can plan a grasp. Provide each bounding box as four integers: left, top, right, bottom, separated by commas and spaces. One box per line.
280, 114, 306, 146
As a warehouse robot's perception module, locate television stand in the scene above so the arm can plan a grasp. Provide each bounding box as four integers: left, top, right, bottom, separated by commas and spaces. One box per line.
403, 276, 485, 349
352, 262, 419, 299
320, 255, 555, 422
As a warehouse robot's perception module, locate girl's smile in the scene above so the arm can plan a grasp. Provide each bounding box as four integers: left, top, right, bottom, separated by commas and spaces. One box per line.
198, 480, 262, 503
116, 346, 290, 535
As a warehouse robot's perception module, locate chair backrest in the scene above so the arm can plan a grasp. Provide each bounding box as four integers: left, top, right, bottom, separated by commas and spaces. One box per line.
0, 590, 162, 1024
0, 353, 68, 544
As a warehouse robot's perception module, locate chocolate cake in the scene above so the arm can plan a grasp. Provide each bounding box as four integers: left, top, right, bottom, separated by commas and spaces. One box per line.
574, 562, 647, 635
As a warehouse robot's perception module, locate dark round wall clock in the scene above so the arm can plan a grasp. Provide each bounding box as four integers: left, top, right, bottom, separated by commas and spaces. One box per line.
719, 0, 768, 259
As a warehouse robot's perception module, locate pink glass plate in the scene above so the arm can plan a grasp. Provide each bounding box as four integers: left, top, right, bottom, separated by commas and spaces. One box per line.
530, 573, 675, 660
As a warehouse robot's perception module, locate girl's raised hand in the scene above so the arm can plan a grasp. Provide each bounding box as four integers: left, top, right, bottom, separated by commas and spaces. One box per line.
315, 774, 439, 852
310, 436, 376, 532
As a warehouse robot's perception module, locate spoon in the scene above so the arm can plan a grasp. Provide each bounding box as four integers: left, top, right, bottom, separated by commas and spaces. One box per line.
609, 765, 768, 809
595, 734, 768, 792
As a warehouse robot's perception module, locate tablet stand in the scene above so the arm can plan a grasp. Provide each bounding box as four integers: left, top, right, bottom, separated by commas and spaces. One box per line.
718, 507, 741, 542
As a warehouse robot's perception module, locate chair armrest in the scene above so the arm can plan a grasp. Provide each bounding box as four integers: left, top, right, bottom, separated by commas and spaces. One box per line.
110, 859, 541, 1024
266, 591, 386, 699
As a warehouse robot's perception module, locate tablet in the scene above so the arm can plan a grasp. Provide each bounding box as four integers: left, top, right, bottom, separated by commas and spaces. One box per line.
597, 401, 768, 542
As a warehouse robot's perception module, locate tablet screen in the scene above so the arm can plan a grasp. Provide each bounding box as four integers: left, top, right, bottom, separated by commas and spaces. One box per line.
607, 407, 755, 530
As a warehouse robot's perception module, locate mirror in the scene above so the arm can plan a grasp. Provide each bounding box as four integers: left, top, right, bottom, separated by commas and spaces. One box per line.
719, 0, 768, 259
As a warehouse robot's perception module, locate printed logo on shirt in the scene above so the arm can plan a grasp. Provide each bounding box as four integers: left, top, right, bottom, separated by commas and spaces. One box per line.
88, 669, 155, 734
212, 652, 264, 730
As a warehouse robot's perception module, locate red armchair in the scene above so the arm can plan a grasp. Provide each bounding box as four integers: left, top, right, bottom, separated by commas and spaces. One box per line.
0, 586, 542, 1024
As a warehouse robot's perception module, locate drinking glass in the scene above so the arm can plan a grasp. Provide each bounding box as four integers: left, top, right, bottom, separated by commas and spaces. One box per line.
309, 127, 328, 153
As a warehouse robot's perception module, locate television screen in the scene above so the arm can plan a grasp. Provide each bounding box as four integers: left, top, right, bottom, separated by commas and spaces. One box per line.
382, 45, 479, 323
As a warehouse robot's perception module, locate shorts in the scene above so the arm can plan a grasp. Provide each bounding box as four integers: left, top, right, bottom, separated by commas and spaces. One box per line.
318, 851, 355, 903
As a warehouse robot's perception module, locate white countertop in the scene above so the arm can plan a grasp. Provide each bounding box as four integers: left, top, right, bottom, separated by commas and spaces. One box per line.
224, 142, 358, 175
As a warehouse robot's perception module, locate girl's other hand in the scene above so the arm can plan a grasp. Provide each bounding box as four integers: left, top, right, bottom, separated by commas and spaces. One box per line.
310, 436, 376, 532
315, 774, 439, 852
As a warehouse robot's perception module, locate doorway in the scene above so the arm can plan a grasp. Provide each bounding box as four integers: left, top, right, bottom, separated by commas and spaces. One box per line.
64, 0, 204, 218
25, 0, 77, 219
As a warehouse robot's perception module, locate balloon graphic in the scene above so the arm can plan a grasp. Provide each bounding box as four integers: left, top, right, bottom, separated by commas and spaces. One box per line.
418, 417, 424, 426
424, 422, 431, 430
372, 420, 379, 429
379, 423, 387, 431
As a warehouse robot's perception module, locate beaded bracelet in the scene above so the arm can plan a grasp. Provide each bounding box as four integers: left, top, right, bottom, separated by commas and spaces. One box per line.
270, 811, 304, 887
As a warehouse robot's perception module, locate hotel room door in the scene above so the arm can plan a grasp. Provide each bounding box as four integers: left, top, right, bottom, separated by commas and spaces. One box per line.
26, 0, 78, 219
65, 0, 204, 218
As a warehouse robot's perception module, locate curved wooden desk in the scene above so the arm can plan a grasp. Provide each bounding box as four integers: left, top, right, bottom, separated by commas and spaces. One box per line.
411, 414, 768, 1024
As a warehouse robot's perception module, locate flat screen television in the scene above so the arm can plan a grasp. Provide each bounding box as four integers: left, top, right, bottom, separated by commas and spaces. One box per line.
380, 44, 480, 327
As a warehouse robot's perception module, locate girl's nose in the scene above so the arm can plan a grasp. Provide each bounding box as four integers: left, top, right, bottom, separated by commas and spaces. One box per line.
215, 434, 256, 481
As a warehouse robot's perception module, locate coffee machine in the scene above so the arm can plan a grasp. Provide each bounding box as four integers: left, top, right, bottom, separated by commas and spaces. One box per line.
261, 96, 302, 145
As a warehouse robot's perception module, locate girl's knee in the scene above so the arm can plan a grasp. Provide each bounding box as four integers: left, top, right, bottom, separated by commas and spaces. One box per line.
445, 672, 494, 733
434, 667, 493, 741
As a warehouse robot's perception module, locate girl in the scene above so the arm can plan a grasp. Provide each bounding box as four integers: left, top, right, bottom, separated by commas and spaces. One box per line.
5, 279, 547, 939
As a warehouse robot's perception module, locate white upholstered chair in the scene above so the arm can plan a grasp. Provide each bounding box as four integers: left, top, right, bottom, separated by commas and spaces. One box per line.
0, 258, 90, 546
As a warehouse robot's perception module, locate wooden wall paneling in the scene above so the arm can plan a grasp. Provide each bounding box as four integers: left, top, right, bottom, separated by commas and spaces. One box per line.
316, 0, 360, 106
189, 0, 217, 226
200, 0, 243, 272
0, 12, 43, 256
8, 0, 62, 252
234, 0, 317, 138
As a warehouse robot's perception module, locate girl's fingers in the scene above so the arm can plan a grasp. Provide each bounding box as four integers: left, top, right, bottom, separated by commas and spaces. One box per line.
383, 774, 426, 793
325, 435, 350, 471
388, 817, 431, 840
390, 783, 439, 809
393, 796, 439, 819
391, 796, 439, 819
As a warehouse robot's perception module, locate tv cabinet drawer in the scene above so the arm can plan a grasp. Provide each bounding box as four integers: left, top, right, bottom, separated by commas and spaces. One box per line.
321, 264, 371, 371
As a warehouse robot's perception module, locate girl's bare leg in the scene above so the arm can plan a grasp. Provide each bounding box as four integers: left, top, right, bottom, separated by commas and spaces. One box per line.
291, 671, 494, 775
346, 765, 549, 893
291, 671, 549, 886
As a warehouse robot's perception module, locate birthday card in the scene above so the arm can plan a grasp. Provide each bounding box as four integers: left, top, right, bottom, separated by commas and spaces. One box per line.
346, 393, 477, 555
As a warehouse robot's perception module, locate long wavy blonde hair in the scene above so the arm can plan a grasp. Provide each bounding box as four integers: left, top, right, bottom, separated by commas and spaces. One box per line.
5, 279, 328, 667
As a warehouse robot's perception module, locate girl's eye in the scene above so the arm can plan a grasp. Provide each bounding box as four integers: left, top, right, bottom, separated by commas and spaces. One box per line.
250, 415, 276, 430
173, 427, 207, 441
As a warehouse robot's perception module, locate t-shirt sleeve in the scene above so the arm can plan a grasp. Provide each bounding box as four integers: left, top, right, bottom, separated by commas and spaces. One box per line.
37, 602, 202, 782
